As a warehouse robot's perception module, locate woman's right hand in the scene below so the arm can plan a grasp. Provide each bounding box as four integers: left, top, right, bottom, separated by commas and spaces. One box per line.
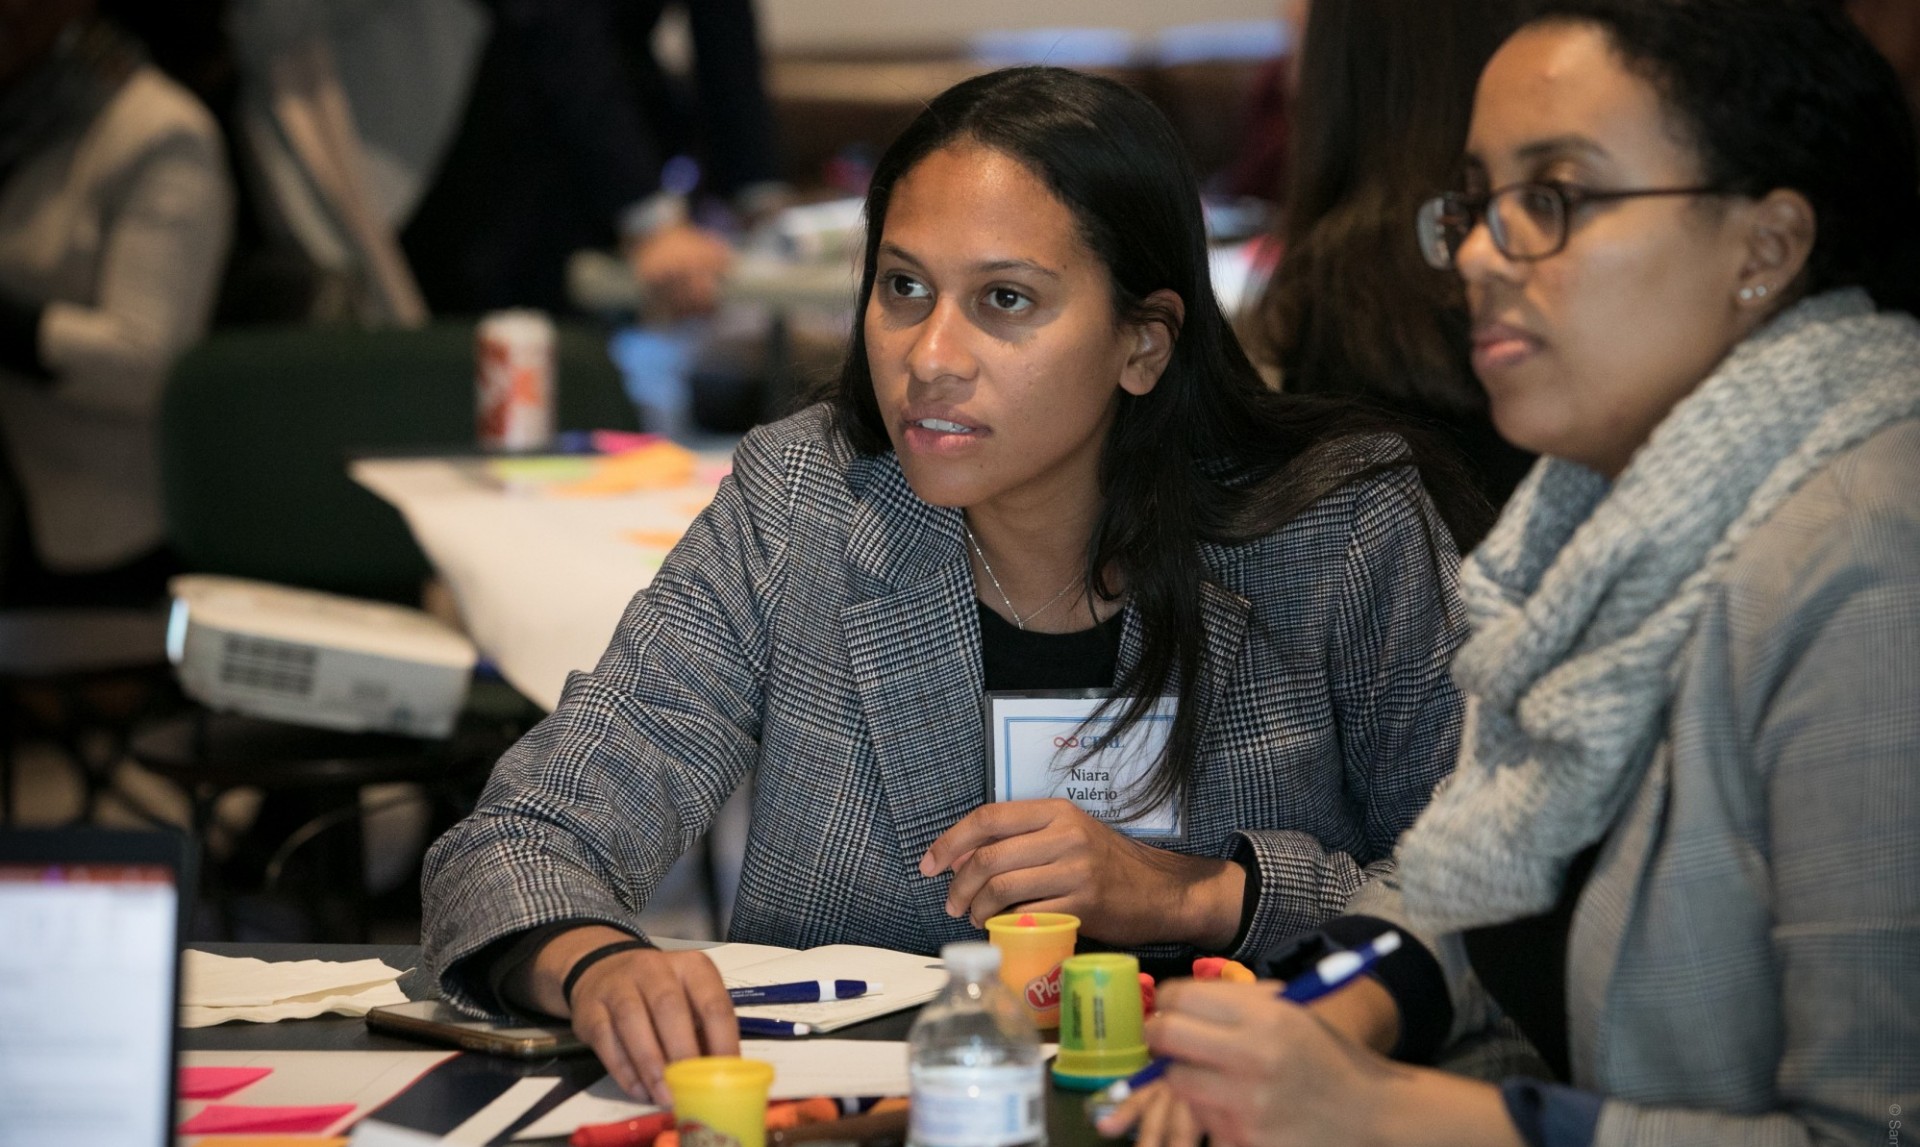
528, 926, 740, 1102
1101, 975, 1402, 1147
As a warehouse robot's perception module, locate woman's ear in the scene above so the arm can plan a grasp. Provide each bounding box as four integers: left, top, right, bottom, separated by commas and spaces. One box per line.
1733, 188, 1816, 310
1119, 289, 1186, 397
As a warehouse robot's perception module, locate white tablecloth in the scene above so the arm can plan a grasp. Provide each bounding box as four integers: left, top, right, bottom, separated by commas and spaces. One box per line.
350, 453, 730, 709
352, 451, 746, 938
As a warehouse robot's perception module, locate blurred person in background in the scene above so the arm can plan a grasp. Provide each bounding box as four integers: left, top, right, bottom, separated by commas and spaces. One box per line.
1256, 0, 1530, 546
1217, 0, 1309, 203
400, 0, 784, 319
0, 0, 233, 606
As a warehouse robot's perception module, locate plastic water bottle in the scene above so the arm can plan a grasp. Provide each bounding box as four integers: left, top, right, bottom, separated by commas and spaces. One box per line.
908, 942, 1047, 1147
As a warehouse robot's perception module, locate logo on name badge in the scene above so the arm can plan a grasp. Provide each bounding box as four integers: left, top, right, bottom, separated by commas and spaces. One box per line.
1025, 962, 1062, 1011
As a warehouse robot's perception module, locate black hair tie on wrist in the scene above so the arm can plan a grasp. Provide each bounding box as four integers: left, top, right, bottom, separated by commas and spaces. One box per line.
563, 938, 652, 1009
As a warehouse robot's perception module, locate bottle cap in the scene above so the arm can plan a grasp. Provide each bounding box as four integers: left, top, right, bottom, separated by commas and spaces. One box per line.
940, 941, 1002, 978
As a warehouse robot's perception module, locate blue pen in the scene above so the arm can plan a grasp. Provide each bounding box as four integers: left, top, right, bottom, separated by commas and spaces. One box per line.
1087, 931, 1404, 1116
729, 979, 874, 1005
738, 1016, 815, 1038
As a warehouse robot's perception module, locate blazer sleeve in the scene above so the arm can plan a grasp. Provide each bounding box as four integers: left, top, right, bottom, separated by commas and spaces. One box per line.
421, 435, 790, 1015
1232, 464, 1470, 956
1591, 464, 1920, 1145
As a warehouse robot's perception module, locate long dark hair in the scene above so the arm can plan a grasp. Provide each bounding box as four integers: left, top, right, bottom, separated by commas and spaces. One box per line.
823, 66, 1479, 815
1520, 0, 1920, 317
1260, 0, 1532, 531
1264, 0, 1518, 417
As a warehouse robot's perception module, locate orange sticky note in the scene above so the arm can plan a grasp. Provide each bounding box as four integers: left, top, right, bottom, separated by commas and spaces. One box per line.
552, 442, 698, 496
621, 529, 686, 549
179, 1065, 273, 1099
179, 1104, 355, 1135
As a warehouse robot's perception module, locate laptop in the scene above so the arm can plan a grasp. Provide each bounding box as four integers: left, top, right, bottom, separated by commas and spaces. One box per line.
0, 827, 192, 1147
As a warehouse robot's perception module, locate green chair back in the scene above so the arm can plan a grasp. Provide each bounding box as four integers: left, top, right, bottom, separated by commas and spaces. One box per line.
160, 322, 636, 601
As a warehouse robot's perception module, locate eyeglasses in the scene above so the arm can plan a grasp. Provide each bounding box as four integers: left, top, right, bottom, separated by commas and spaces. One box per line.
1415, 181, 1728, 270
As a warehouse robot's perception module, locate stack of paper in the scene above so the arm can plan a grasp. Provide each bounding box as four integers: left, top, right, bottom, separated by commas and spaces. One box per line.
181, 950, 409, 1027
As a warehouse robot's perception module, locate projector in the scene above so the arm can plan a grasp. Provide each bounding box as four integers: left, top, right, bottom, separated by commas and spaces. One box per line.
167, 575, 478, 738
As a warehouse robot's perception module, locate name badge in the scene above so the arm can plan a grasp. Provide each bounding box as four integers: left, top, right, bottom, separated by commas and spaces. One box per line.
985, 690, 1182, 839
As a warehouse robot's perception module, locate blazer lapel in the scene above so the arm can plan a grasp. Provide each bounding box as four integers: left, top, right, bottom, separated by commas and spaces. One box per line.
1566, 744, 1671, 1086
841, 458, 986, 939
1191, 579, 1252, 735
1115, 555, 1253, 715
1113, 558, 1250, 840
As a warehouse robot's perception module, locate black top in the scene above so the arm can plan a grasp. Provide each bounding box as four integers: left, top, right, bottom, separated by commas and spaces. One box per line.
1252, 844, 1602, 1073
976, 600, 1124, 692
1461, 843, 1603, 1082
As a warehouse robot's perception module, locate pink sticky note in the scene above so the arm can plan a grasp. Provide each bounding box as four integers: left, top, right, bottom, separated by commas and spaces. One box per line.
178, 1066, 274, 1100
178, 1104, 357, 1135
590, 429, 664, 454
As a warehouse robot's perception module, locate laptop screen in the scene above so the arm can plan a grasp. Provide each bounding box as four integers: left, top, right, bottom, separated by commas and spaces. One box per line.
0, 830, 187, 1147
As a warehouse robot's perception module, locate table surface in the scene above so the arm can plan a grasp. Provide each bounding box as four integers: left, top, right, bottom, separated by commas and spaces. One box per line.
185, 943, 1108, 1147
348, 454, 752, 942
349, 453, 731, 712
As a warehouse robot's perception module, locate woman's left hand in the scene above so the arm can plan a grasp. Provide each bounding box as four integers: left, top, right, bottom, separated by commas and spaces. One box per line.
918, 799, 1243, 947
1148, 979, 1398, 1147
1147, 980, 1521, 1147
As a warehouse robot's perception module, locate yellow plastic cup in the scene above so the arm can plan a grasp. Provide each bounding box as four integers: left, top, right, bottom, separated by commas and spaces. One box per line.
1051, 953, 1149, 1090
984, 911, 1079, 1028
662, 1056, 777, 1147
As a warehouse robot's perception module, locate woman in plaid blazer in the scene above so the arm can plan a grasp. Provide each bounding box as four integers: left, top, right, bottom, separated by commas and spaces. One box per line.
423, 67, 1477, 1100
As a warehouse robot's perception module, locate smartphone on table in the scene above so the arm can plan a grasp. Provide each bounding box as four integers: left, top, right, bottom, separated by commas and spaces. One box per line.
366, 1000, 589, 1059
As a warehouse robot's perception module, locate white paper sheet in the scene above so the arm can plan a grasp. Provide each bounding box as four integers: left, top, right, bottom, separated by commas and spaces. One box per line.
350, 454, 728, 710
182, 951, 406, 1007
179, 950, 408, 1027
352, 1121, 450, 1146
179, 980, 410, 1027
514, 1040, 912, 1141
722, 945, 949, 1032
178, 1049, 456, 1143
655, 939, 949, 1032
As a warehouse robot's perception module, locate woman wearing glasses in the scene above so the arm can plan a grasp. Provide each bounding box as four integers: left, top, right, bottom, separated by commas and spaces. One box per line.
1108, 1, 1920, 1145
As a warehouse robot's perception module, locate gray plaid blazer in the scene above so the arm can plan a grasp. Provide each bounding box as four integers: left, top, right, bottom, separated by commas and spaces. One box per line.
1353, 420, 1920, 1146
423, 406, 1467, 1013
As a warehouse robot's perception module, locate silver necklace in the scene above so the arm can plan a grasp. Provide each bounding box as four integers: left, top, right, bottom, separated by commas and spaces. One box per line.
963, 523, 1081, 631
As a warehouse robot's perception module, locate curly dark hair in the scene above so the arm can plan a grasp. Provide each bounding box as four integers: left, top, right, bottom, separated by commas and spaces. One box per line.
1522, 0, 1920, 316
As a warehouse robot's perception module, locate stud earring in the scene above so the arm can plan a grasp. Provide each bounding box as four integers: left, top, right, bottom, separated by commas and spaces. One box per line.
1738, 284, 1771, 302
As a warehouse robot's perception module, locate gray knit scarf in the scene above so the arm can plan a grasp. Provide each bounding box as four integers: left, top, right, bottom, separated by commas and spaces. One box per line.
1397, 288, 1920, 934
